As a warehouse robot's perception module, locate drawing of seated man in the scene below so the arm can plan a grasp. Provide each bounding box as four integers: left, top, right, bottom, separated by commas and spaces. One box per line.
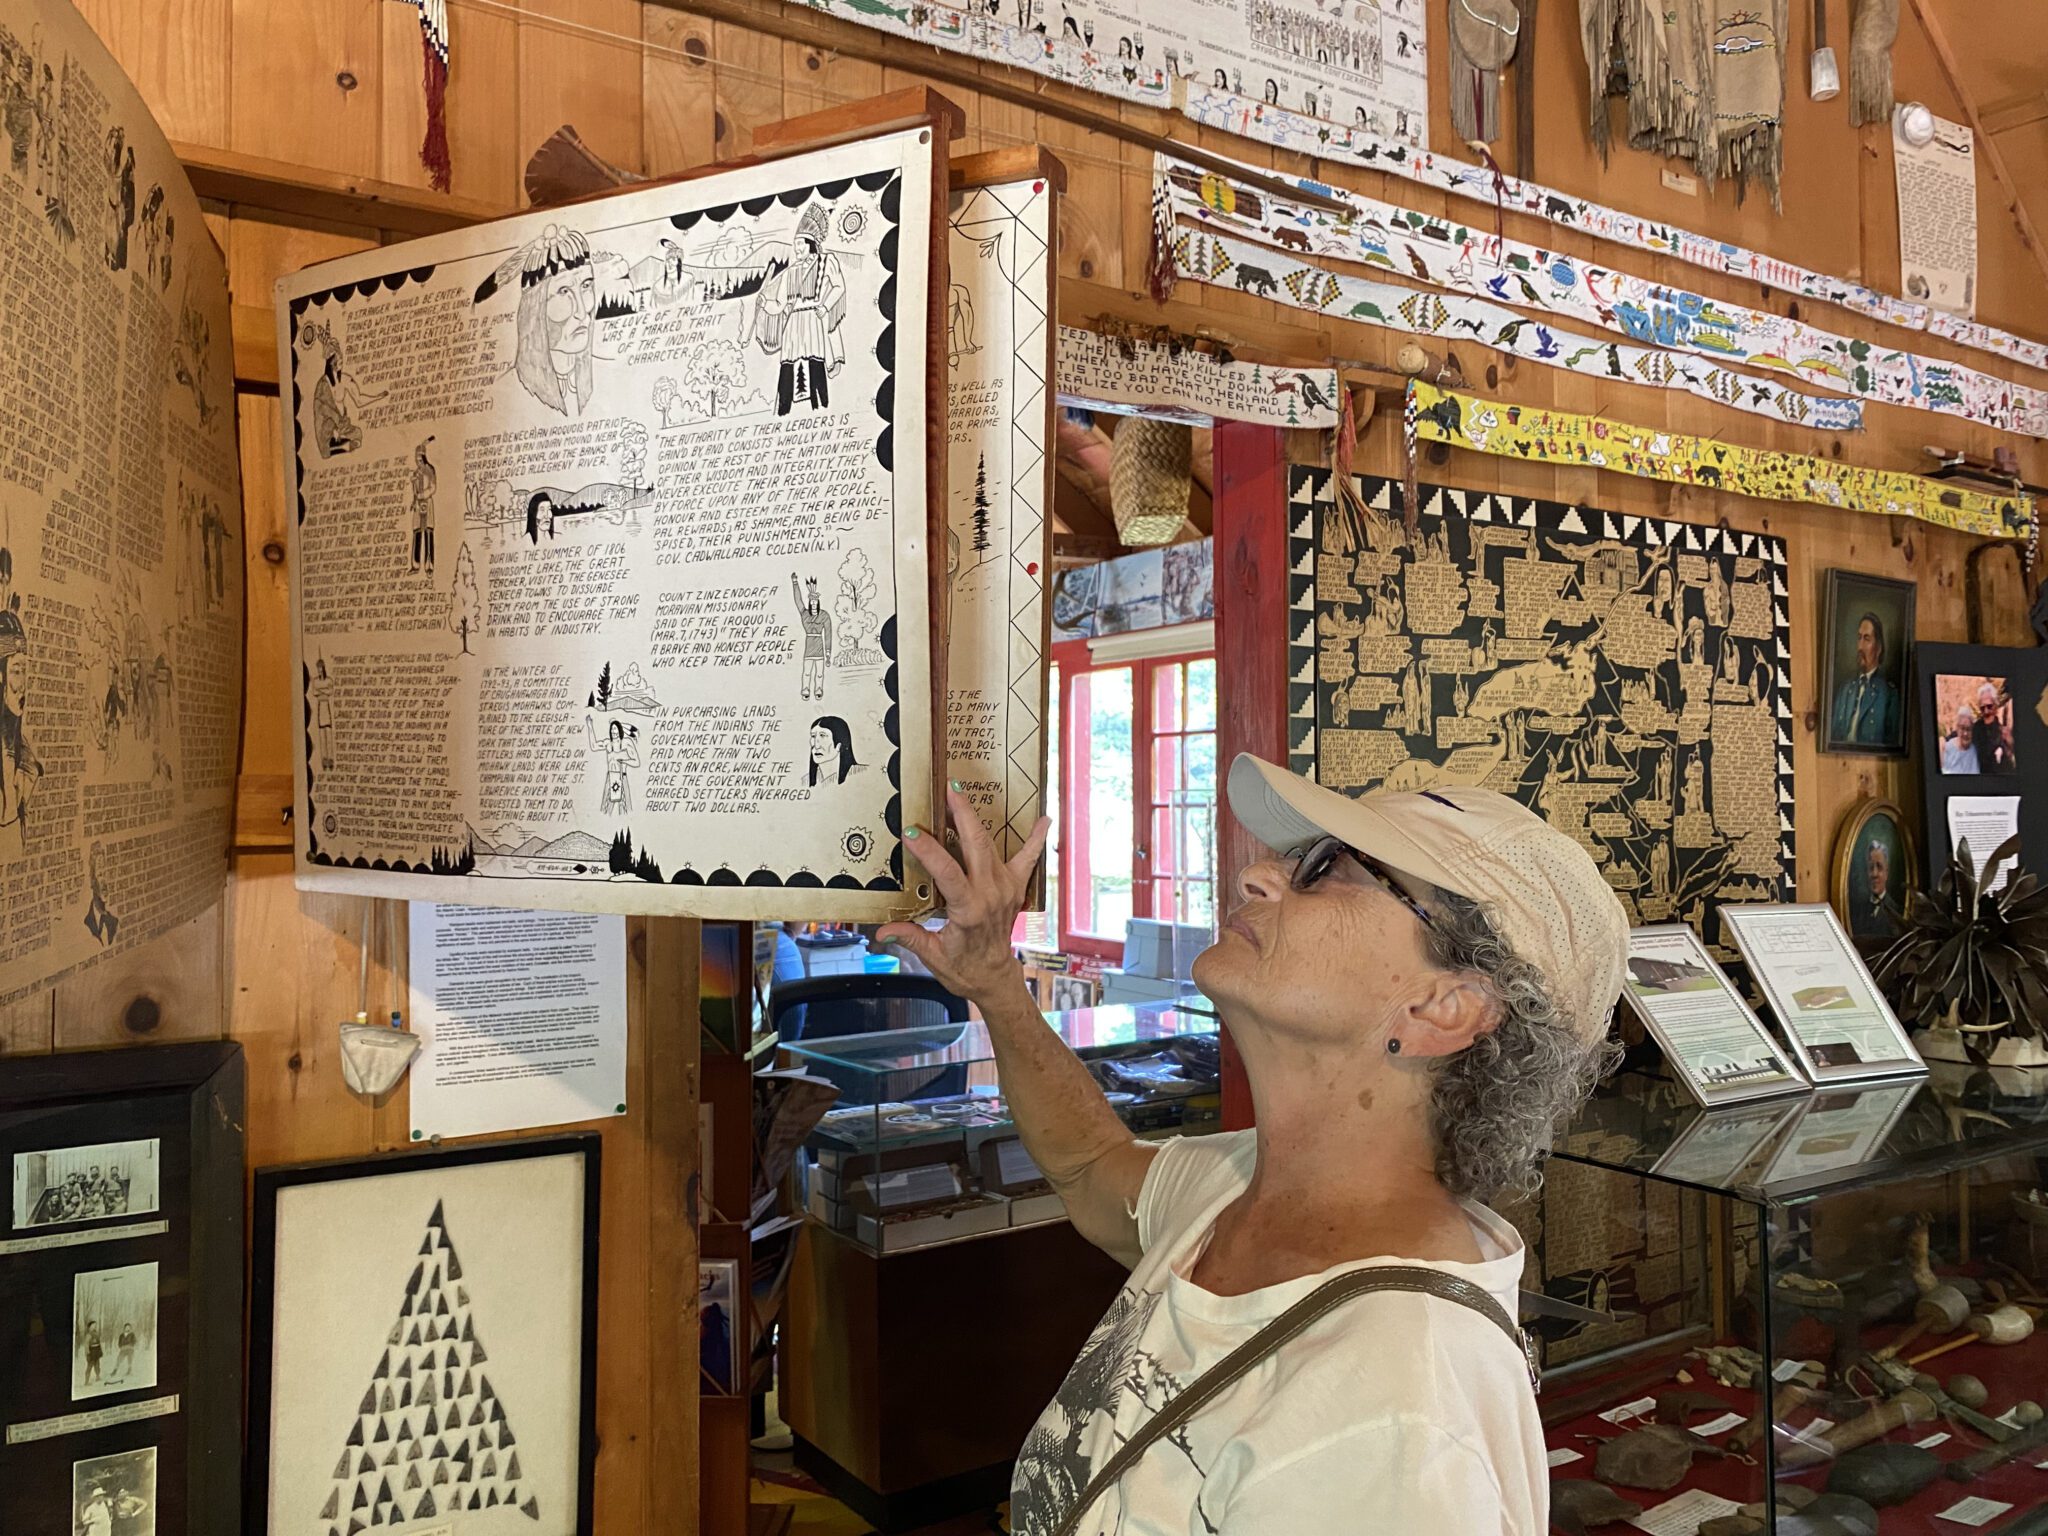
305, 324, 385, 457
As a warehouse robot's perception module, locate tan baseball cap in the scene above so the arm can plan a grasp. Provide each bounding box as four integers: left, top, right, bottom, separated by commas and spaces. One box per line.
1226, 753, 1628, 1045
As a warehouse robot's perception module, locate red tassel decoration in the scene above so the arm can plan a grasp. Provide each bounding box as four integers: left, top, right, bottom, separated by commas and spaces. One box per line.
413, 0, 452, 194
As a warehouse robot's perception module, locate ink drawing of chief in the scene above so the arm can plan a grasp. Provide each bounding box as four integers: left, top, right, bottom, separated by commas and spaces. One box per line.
474, 225, 599, 418
752, 203, 846, 414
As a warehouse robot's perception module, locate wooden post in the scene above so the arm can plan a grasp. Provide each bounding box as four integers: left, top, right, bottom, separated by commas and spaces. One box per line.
1211, 420, 1291, 1131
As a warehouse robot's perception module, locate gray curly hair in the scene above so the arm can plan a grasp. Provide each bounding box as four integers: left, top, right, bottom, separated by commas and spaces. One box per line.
1423, 889, 1619, 1204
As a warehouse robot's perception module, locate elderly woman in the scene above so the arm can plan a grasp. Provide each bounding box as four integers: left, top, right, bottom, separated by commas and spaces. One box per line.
880, 754, 1626, 1534
1941, 701, 1981, 773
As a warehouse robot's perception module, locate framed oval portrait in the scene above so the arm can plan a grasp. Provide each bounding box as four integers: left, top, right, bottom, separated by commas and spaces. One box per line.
1831, 797, 1917, 946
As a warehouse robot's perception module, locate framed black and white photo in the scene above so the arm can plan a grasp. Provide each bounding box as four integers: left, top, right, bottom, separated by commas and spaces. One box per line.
72, 1261, 160, 1400
13, 1138, 161, 1229
1819, 570, 1915, 757
74, 1444, 157, 1536
0, 1042, 245, 1536
1721, 904, 1926, 1087
248, 1135, 601, 1536
1620, 925, 1809, 1107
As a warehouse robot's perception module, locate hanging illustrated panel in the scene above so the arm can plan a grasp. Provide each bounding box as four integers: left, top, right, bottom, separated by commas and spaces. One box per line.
1286, 470, 1795, 942
279, 128, 945, 922
248, 1137, 600, 1536
0, 0, 244, 1007
945, 173, 1055, 865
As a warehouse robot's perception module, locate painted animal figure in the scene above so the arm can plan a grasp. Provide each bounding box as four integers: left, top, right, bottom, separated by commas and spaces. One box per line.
1419, 395, 1462, 435
1544, 195, 1577, 222
1233, 263, 1278, 297
1271, 226, 1312, 252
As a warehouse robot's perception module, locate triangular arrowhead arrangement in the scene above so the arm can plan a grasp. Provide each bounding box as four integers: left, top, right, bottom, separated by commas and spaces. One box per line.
322, 1201, 541, 1524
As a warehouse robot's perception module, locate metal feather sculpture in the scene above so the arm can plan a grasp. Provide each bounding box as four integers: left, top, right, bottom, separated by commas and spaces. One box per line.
1872, 835, 2048, 1059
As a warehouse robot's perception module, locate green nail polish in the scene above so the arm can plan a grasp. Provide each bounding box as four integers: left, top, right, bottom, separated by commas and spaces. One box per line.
950, 779, 963, 792
905, 826, 920, 838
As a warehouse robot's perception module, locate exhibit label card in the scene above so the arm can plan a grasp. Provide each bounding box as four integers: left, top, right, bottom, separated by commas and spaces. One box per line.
1622, 925, 1808, 1107
0, 0, 243, 1006
408, 904, 628, 1141
1722, 904, 1926, 1086
280, 128, 942, 921
1947, 795, 2021, 894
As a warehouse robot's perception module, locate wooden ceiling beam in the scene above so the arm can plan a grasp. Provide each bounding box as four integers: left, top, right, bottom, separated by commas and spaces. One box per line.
1981, 92, 2048, 137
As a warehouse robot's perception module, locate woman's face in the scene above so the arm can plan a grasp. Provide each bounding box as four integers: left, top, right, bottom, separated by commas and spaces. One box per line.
810, 725, 836, 765
1957, 704, 1977, 735
0, 656, 19, 714
1192, 849, 1440, 1048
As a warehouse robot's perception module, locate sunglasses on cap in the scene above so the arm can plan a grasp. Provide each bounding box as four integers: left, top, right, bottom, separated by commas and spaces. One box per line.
1288, 835, 1437, 932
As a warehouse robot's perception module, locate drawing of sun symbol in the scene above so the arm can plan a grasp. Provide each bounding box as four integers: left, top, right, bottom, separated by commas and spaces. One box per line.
837, 206, 868, 241
841, 828, 874, 862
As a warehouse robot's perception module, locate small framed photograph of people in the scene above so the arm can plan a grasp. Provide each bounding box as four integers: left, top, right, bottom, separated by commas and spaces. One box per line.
1831, 798, 1918, 947
1933, 673, 2019, 775
1820, 571, 1915, 756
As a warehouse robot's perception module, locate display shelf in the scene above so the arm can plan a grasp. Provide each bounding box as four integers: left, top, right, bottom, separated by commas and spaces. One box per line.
1537, 1070, 2048, 1535
783, 1003, 1223, 1254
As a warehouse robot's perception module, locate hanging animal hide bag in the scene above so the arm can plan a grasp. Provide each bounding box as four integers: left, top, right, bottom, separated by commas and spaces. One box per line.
1581, 0, 1791, 206
1449, 0, 1522, 143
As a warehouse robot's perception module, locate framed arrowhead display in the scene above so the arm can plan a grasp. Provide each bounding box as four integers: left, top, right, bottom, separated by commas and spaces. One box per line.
248, 1136, 600, 1535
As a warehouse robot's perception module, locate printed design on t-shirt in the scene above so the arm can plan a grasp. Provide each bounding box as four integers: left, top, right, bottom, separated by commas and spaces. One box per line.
1012, 1282, 1220, 1536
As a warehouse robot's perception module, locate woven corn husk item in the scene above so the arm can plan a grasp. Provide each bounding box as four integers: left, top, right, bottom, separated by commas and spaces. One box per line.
1109, 418, 1192, 546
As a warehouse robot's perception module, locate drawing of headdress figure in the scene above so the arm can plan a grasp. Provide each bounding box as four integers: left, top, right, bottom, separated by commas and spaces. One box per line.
474, 223, 597, 418
754, 201, 848, 414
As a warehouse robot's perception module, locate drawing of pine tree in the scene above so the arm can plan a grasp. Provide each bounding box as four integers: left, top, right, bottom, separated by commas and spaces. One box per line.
971, 453, 992, 555
317, 1201, 540, 1531
592, 662, 612, 712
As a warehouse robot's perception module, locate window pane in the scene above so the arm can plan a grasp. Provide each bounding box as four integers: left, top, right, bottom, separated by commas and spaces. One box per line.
1187, 658, 1217, 732
1152, 806, 1178, 876
1181, 797, 1214, 881
1152, 735, 1183, 802
1182, 878, 1215, 928
1042, 661, 1060, 932
1185, 733, 1216, 797
1086, 666, 1134, 938
1152, 662, 1183, 733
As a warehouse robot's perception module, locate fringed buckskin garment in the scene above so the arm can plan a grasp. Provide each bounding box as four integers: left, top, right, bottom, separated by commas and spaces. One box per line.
1581, 0, 1791, 207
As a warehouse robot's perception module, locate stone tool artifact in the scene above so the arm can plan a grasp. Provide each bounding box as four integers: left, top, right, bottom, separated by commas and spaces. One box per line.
1548, 1477, 1640, 1535
1824, 1442, 1943, 1505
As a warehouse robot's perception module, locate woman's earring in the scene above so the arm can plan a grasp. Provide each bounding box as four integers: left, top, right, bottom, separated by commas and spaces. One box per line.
1386, 1038, 1402, 1055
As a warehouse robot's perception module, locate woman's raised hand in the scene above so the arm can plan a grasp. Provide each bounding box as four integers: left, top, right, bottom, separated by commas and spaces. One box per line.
876, 787, 1051, 1005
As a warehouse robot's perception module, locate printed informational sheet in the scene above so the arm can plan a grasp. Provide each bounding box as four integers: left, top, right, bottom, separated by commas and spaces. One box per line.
407, 903, 629, 1141
0, 0, 243, 1006
1947, 795, 2021, 894
280, 129, 943, 921
945, 176, 1053, 864
1895, 111, 1979, 318
1722, 905, 1925, 1085
1621, 926, 1806, 1106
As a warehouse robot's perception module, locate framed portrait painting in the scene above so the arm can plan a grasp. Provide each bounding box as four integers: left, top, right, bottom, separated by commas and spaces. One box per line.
248, 1135, 601, 1536
1820, 571, 1916, 757
1831, 798, 1918, 947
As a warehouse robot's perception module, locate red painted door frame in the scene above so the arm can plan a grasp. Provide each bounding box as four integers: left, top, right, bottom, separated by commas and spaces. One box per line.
1210, 420, 1290, 1132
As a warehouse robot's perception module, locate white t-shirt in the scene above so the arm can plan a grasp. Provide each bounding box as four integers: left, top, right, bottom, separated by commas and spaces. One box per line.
1009, 1129, 1545, 1536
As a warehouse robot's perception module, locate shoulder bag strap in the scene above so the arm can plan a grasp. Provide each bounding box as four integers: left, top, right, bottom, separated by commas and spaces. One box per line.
1048, 1265, 1536, 1536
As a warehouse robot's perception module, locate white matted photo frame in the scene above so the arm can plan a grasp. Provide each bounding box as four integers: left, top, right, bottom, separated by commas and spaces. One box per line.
1721, 904, 1926, 1087
248, 1135, 601, 1536
1620, 925, 1810, 1107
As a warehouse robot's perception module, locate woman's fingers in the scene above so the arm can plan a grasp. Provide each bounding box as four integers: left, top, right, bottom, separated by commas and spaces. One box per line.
899, 826, 971, 906
946, 784, 999, 882
874, 921, 944, 972
1005, 816, 1052, 887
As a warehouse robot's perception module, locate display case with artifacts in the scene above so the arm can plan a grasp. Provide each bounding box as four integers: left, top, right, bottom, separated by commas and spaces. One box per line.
1531, 1068, 2048, 1534
0, 1042, 246, 1536
783, 1001, 1222, 1255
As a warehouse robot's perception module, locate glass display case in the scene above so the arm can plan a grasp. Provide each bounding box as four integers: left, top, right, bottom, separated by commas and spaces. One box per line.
1535, 1068, 2048, 1536
784, 1002, 1223, 1254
